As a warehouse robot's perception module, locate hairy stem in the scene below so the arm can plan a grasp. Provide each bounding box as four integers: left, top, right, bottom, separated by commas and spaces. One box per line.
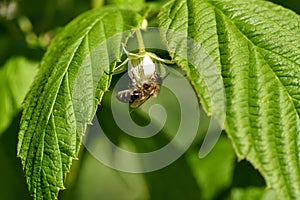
136, 28, 145, 53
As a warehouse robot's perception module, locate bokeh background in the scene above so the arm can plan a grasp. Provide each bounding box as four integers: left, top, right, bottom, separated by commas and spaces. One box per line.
0, 0, 299, 199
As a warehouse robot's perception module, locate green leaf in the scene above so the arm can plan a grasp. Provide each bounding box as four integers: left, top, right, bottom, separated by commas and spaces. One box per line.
187, 136, 236, 200
230, 187, 275, 200
158, 0, 300, 199
105, 0, 146, 11
0, 57, 37, 135
17, 7, 143, 200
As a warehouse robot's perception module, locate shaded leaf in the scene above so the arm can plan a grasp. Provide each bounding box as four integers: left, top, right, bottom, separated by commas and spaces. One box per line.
0, 57, 37, 135
0, 113, 32, 200
230, 187, 275, 200
187, 135, 236, 199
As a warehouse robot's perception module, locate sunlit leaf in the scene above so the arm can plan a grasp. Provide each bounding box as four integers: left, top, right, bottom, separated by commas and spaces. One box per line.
17, 7, 143, 200
158, 0, 300, 198
105, 0, 145, 10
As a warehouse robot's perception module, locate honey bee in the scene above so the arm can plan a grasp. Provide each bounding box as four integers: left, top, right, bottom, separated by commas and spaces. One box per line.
131, 83, 160, 108
117, 72, 162, 108
114, 42, 171, 108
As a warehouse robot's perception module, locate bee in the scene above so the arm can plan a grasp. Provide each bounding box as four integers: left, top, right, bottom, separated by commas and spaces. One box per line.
131, 81, 161, 108
114, 42, 172, 108
117, 73, 162, 108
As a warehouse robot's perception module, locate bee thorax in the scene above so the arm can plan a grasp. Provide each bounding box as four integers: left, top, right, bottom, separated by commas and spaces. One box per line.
130, 91, 143, 103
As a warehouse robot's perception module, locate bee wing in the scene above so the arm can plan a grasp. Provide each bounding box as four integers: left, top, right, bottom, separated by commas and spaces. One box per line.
128, 60, 142, 83
116, 89, 133, 103
154, 62, 167, 79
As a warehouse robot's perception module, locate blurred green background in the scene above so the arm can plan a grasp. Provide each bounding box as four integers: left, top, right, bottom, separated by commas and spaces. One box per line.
0, 0, 299, 199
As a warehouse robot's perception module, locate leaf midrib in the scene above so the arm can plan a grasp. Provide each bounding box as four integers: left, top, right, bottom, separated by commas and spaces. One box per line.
21, 15, 105, 185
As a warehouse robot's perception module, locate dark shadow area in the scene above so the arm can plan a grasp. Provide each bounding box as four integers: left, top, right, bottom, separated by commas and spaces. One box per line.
269, 0, 300, 14
231, 160, 266, 188
0, 112, 32, 200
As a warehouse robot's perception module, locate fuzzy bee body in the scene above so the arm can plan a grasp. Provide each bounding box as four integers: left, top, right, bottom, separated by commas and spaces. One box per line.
117, 73, 161, 108
130, 81, 161, 108
115, 44, 171, 108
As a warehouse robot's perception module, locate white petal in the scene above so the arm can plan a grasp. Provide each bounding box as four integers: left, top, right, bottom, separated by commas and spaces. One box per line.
142, 55, 155, 77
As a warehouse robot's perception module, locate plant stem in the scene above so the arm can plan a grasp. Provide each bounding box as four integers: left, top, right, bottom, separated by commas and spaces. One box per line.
136, 28, 145, 53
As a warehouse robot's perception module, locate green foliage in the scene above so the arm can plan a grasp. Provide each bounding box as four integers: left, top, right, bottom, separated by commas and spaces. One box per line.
187, 136, 236, 199
230, 187, 276, 200
17, 7, 143, 200
105, 0, 146, 10
0, 0, 299, 200
0, 57, 37, 135
158, 0, 300, 199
